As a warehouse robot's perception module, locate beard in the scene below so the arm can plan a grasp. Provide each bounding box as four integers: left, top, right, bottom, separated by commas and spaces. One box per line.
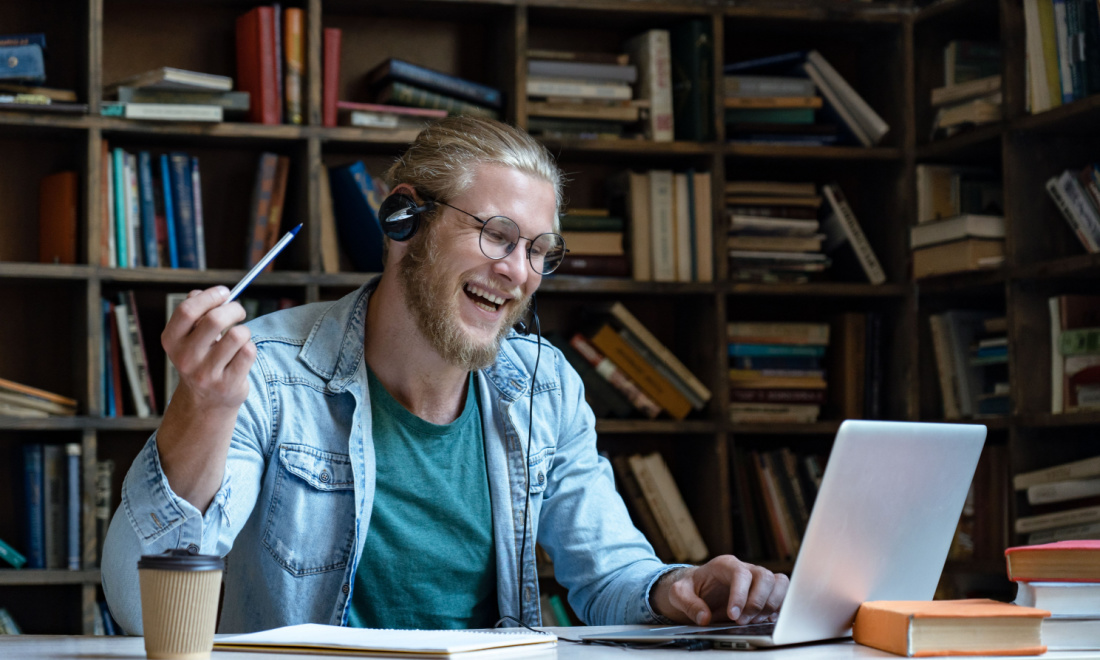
397, 225, 531, 371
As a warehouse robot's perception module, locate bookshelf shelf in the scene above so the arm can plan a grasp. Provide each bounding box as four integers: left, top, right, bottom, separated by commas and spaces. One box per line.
0, 112, 96, 133
98, 267, 317, 288
537, 138, 717, 157
728, 421, 842, 435
724, 282, 909, 298
914, 268, 1008, 294
0, 263, 95, 281
918, 416, 1010, 430
0, 570, 100, 586
1010, 94, 1100, 135
1012, 254, 1100, 281
595, 419, 720, 435
912, 0, 991, 24
99, 119, 309, 142
915, 124, 1004, 161
540, 277, 717, 295
723, 144, 904, 161
1016, 410, 1100, 429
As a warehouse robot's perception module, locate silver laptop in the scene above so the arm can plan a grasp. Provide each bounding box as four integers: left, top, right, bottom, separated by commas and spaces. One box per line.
582, 420, 986, 649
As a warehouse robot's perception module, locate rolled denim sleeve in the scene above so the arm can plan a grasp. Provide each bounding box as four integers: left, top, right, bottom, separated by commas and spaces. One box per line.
102, 359, 272, 634
536, 349, 680, 625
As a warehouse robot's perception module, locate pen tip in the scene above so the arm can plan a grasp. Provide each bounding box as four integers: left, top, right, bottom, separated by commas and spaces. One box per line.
291, 223, 302, 235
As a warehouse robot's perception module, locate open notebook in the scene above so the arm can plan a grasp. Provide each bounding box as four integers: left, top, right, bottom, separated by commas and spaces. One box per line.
214, 623, 557, 658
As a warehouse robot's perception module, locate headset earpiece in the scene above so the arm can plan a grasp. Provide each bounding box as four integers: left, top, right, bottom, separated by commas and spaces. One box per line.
378, 193, 434, 242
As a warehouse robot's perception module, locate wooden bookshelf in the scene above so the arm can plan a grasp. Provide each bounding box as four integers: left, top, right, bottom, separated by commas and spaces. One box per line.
3, 0, 1097, 632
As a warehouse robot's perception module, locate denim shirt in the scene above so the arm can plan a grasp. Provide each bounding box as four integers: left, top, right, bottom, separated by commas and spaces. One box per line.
102, 278, 679, 634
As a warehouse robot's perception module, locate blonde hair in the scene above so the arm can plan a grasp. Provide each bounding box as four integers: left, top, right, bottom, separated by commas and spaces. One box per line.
384, 116, 565, 227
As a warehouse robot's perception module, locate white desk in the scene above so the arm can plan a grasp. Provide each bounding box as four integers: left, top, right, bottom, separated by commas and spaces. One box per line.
1, 627, 1098, 660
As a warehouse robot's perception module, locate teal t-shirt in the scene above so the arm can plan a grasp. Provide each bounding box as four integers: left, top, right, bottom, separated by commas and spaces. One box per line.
347, 368, 498, 629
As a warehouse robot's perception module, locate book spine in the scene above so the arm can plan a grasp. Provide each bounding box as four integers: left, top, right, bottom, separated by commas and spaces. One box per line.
191, 157, 206, 270
94, 459, 114, 566
102, 300, 113, 416
387, 58, 502, 108
112, 148, 128, 268
1060, 327, 1100, 354
22, 443, 44, 569
0, 535, 26, 569
643, 452, 709, 562
648, 169, 676, 282
102, 143, 115, 267
525, 77, 633, 100
380, 80, 499, 119
730, 388, 827, 404
42, 444, 65, 569
137, 152, 158, 268
236, 6, 279, 125
322, 28, 342, 128
247, 153, 279, 267
1015, 455, 1100, 490
822, 183, 886, 284
1026, 519, 1100, 544
729, 343, 826, 357
127, 290, 158, 416
569, 334, 662, 418
126, 153, 141, 267
674, 172, 693, 282
627, 171, 652, 281
1027, 476, 1100, 504
618, 329, 704, 409
527, 59, 637, 83
169, 153, 198, 269
108, 300, 124, 416
627, 30, 674, 142
114, 299, 150, 418
65, 443, 81, 570
1054, 0, 1075, 102
118, 103, 222, 121
284, 8, 303, 124
627, 454, 689, 562
1059, 171, 1100, 251
159, 154, 179, 268
263, 156, 291, 272
1015, 504, 1100, 533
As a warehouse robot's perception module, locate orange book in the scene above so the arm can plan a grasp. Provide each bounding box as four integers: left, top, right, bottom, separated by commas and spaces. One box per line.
853, 599, 1048, 657
589, 324, 692, 420
39, 171, 79, 265
1005, 540, 1100, 582
262, 156, 291, 273
283, 8, 303, 125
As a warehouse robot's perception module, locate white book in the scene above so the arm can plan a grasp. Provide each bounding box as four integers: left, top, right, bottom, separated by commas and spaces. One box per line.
821, 183, 886, 284
105, 67, 233, 93
806, 50, 889, 144
1042, 616, 1100, 651
648, 169, 676, 281
1046, 175, 1100, 253
1059, 171, 1100, 251
215, 624, 556, 656
909, 214, 1005, 249
1017, 582, 1100, 616
113, 302, 150, 418
1028, 520, 1100, 544
108, 102, 223, 122
624, 29, 673, 141
1023, 0, 1053, 112
1015, 504, 1100, 534
1028, 476, 1100, 504
673, 173, 692, 282
525, 76, 633, 101
728, 214, 820, 236
802, 61, 872, 147
1016, 454, 1100, 490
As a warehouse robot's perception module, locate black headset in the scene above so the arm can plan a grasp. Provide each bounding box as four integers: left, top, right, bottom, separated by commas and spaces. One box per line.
378, 192, 435, 242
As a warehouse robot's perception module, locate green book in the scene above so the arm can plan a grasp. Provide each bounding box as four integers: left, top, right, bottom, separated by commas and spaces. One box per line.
1060, 327, 1100, 356
560, 215, 625, 232
375, 80, 499, 119
724, 107, 815, 124
0, 536, 25, 569
669, 18, 714, 141
548, 593, 573, 626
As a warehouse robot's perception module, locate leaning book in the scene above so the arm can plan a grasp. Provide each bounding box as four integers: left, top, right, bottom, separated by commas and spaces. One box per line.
214, 624, 556, 657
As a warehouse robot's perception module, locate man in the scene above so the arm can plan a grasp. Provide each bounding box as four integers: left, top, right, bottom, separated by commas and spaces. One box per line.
102, 116, 788, 634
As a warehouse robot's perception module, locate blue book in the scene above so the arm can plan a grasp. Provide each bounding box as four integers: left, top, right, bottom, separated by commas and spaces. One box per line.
137, 152, 159, 268
159, 154, 179, 268
722, 50, 806, 75
22, 443, 44, 569
112, 148, 129, 268
328, 161, 385, 273
168, 153, 198, 269
367, 58, 503, 109
976, 345, 1009, 358
731, 355, 823, 371
65, 443, 81, 570
729, 343, 827, 358
99, 601, 117, 635
102, 299, 115, 417
0, 33, 47, 48
0, 535, 26, 569
0, 44, 45, 83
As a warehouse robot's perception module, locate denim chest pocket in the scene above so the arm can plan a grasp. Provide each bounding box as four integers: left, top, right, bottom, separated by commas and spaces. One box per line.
527, 447, 555, 494
262, 444, 357, 577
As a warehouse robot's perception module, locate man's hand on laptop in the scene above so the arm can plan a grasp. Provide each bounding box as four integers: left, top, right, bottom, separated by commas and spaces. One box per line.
650, 556, 789, 626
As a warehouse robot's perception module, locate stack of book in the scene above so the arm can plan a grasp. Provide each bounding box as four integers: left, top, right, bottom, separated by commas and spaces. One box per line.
100, 146, 206, 270
335, 100, 445, 141
0, 33, 86, 114
1046, 162, 1100, 255
722, 50, 888, 147
728, 322, 829, 423
611, 452, 709, 563
912, 164, 1004, 278
103, 67, 239, 122
366, 58, 502, 120
1022, 0, 1100, 114
0, 377, 76, 418
233, 5, 306, 124
1014, 455, 1100, 544
1049, 294, 1100, 413
606, 169, 713, 283
726, 181, 828, 282
928, 310, 1003, 419
929, 40, 1002, 139
557, 302, 711, 421
554, 208, 628, 277
1009, 540, 1100, 651
525, 49, 641, 141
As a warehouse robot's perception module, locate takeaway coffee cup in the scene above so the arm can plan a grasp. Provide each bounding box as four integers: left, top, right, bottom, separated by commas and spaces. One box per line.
137, 548, 224, 660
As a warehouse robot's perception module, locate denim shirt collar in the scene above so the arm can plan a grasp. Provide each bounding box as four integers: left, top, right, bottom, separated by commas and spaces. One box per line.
297, 275, 530, 401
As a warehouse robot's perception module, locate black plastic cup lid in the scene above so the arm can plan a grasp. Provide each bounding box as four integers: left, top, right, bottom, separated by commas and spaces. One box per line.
137, 548, 224, 572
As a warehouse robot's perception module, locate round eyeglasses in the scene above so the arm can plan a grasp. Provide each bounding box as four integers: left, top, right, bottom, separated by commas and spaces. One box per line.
438, 201, 569, 275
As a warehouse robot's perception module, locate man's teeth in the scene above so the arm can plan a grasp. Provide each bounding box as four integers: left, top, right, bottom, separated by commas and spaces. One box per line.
465, 283, 505, 305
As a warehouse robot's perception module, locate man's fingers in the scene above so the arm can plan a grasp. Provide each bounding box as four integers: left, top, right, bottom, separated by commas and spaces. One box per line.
724, 563, 754, 622
667, 572, 712, 625
738, 568, 776, 623
163, 286, 230, 346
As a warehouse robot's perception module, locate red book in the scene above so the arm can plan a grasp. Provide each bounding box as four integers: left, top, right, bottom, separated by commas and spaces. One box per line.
236, 6, 279, 125
322, 27, 342, 127
39, 171, 79, 265
1005, 540, 1100, 582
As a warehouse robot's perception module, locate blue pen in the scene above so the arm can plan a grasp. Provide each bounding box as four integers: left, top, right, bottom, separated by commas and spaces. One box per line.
223, 223, 302, 305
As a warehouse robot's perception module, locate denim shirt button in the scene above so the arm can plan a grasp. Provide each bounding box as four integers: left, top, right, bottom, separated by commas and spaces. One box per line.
342, 583, 350, 595
320, 470, 330, 483
187, 543, 198, 553
537, 472, 545, 485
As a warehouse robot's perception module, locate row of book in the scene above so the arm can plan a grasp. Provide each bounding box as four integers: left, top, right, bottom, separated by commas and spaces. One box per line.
726, 181, 884, 285
911, 164, 1004, 279
1050, 294, 1100, 414
13, 445, 113, 571
722, 49, 888, 148
546, 302, 711, 421
1015, 454, 1100, 544
928, 312, 1010, 419
607, 170, 713, 283
0, 377, 76, 419
928, 40, 1002, 140
611, 452, 708, 564
728, 322, 829, 424
1046, 162, 1100, 255
553, 209, 628, 277
1023, 0, 1100, 114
